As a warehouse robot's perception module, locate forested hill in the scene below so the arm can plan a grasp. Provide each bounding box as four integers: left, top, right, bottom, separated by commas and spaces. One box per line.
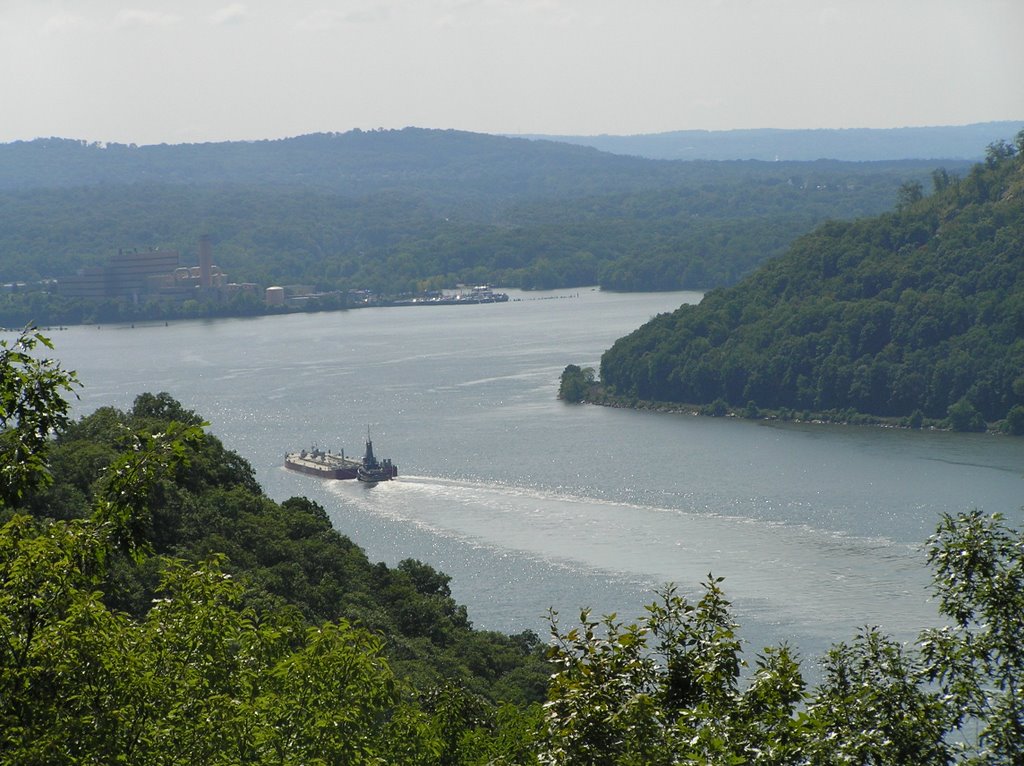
0, 128, 944, 211
0, 128, 959, 309
0, 129, 685, 204
598, 135, 1024, 428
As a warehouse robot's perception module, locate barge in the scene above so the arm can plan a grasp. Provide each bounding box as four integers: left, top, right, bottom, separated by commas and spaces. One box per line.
285, 437, 397, 481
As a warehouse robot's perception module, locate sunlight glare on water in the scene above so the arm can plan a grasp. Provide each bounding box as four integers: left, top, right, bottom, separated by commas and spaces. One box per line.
326, 472, 932, 653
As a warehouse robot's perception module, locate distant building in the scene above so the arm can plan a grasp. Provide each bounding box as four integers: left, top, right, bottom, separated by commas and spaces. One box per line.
265, 286, 285, 306
59, 267, 111, 300
55, 238, 257, 305
60, 249, 180, 301
109, 249, 180, 295
223, 282, 260, 298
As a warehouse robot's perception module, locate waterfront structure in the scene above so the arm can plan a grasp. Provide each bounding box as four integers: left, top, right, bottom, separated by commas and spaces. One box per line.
60, 249, 180, 300
57, 238, 253, 304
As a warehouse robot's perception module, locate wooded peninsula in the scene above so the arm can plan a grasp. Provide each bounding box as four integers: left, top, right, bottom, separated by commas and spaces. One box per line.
564, 133, 1024, 434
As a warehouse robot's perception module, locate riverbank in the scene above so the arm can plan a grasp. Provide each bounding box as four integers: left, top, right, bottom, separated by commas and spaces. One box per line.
574, 383, 1016, 436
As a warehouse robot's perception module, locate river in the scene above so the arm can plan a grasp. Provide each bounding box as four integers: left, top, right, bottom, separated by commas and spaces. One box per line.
32, 288, 1024, 667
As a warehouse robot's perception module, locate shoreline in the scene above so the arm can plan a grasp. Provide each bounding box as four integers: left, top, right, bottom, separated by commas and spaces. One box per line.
576, 387, 1008, 436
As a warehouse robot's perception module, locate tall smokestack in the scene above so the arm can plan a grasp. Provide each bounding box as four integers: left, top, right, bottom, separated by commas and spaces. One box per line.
198, 235, 212, 289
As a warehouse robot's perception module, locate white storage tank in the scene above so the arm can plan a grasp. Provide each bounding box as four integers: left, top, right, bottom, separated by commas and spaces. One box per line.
265, 286, 285, 306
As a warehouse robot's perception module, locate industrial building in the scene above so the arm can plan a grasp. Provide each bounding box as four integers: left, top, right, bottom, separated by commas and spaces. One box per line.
60, 249, 180, 300
57, 236, 258, 304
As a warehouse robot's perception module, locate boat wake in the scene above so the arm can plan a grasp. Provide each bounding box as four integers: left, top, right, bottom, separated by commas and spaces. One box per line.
324, 473, 934, 649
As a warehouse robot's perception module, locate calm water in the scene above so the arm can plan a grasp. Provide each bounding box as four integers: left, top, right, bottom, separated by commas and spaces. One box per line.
32, 288, 1024, 666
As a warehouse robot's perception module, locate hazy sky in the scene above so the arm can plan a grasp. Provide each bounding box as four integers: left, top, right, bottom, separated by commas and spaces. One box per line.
2, 0, 1022, 145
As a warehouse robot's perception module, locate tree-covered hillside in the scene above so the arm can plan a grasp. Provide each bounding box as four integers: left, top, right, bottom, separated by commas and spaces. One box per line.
0, 129, 684, 200
598, 136, 1024, 428
0, 129, 958, 328
0, 128, 948, 200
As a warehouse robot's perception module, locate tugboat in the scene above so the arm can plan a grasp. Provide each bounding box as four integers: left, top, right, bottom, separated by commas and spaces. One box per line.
356, 430, 397, 483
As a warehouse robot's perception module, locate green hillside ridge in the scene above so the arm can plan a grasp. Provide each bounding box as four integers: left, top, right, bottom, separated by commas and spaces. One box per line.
0, 129, 690, 197
0, 129, 958, 327
592, 135, 1024, 429
0, 128, 949, 196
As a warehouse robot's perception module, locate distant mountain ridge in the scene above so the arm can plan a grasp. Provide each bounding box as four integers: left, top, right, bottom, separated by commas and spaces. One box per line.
0, 129, 675, 199
0, 126, 987, 327
518, 122, 1024, 162
2, 125, 1005, 195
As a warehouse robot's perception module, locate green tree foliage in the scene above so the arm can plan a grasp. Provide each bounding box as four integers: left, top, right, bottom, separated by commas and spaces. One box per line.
1003, 404, 1024, 435
920, 510, 1024, 763
897, 180, 924, 209
0, 329, 79, 507
541, 579, 807, 765
558, 365, 595, 403
947, 396, 986, 432
600, 134, 1024, 424
0, 513, 403, 764
805, 628, 951, 764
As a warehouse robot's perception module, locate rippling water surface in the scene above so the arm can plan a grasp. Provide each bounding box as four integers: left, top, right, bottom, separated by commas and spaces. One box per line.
41, 288, 1024, 664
